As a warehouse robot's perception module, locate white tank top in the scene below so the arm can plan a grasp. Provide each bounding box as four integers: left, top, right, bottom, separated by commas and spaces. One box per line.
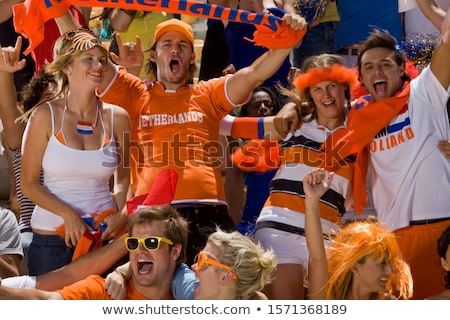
31, 102, 118, 231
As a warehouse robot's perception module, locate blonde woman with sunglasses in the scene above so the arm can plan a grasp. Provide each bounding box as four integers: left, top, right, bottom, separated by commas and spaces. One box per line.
17, 29, 131, 276
191, 229, 276, 300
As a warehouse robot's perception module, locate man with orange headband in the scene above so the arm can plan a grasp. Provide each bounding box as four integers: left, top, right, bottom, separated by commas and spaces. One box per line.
55, 11, 306, 265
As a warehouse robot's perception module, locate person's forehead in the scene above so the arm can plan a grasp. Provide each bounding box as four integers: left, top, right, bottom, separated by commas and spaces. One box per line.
131, 221, 165, 237
361, 47, 396, 64
252, 91, 272, 100
311, 80, 340, 88
202, 242, 220, 258
158, 30, 191, 43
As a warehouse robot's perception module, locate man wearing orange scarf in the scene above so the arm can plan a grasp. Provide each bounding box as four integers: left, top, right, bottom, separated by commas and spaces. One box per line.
324, 20, 450, 299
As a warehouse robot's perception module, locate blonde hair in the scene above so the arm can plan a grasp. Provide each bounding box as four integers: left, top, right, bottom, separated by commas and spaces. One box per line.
47, 29, 108, 96
18, 29, 108, 122
207, 229, 276, 299
325, 221, 413, 299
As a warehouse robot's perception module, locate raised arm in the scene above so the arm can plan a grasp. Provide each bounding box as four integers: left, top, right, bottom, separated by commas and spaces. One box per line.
0, 37, 27, 150
429, 8, 450, 88
303, 168, 334, 300
226, 13, 306, 104
416, 0, 447, 30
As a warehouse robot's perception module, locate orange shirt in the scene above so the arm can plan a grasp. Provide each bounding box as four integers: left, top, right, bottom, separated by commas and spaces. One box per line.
57, 275, 174, 300
100, 68, 239, 204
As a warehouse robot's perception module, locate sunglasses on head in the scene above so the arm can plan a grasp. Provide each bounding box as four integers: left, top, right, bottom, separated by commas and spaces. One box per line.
124, 236, 174, 252
65, 28, 101, 52
194, 251, 237, 280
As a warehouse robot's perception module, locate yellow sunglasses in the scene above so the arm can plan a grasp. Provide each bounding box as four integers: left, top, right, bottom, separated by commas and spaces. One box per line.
194, 251, 237, 280
125, 236, 173, 252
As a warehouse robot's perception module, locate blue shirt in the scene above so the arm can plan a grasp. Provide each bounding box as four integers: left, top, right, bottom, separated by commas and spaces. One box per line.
335, 0, 402, 51
171, 263, 198, 300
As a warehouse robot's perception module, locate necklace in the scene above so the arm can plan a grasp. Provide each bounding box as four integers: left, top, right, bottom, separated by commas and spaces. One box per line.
65, 98, 99, 135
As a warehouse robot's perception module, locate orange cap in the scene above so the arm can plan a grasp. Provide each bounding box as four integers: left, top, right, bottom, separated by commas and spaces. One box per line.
153, 18, 194, 46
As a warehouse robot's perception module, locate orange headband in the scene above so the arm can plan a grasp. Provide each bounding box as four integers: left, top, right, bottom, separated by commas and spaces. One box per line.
293, 65, 359, 92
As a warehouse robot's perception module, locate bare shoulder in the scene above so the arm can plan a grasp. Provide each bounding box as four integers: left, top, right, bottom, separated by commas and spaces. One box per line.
28, 99, 62, 122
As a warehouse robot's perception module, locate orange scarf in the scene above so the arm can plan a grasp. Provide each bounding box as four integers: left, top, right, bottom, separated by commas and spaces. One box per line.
322, 83, 411, 213
13, 0, 305, 54
56, 209, 125, 261
231, 139, 281, 172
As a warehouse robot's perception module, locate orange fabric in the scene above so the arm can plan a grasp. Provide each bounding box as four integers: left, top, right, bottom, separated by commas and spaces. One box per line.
154, 18, 194, 45
229, 117, 259, 139
57, 274, 175, 299
12, 0, 70, 54
247, 22, 306, 49
231, 139, 281, 172
126, 168, 178, 216
55, 209, 125, 261
100, 70, 230, 201
321, 83, 410, 213
293, 65, 359, 92
13, 0, 301, 55
394, 219, 450, 300
265, 193, 342, 226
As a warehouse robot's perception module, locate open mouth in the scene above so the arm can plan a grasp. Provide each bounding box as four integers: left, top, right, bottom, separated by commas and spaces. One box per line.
374, 80, 388, 95
323, 100, 336, 107
137, 260, 153, 274
170, 59, 180, 73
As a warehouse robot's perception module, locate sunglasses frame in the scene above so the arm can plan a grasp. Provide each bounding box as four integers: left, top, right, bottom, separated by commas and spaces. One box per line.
124, 236, 174, 252
194, 251, 237, 280
64, 28, 102, 52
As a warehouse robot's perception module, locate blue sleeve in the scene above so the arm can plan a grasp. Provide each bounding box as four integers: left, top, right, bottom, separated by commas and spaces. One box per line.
171, 263, 199, 300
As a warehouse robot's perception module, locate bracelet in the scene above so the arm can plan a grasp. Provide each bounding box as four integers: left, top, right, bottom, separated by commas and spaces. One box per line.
257, 117, 265, 139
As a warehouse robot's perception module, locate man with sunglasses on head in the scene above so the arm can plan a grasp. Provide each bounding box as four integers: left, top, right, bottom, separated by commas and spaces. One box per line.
0, 206, 189, 300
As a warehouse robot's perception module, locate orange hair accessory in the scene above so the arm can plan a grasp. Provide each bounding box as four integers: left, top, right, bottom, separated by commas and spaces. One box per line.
293, 65, 359, 92
231, 139, 281, 172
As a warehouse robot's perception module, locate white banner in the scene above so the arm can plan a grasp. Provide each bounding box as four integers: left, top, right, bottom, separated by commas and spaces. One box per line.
1, 299, 447, 320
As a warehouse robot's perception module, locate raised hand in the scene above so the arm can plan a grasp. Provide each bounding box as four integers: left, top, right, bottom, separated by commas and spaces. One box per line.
303, 168, 334, 201
110, 34, 144, 76
0, 36, 26, 73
